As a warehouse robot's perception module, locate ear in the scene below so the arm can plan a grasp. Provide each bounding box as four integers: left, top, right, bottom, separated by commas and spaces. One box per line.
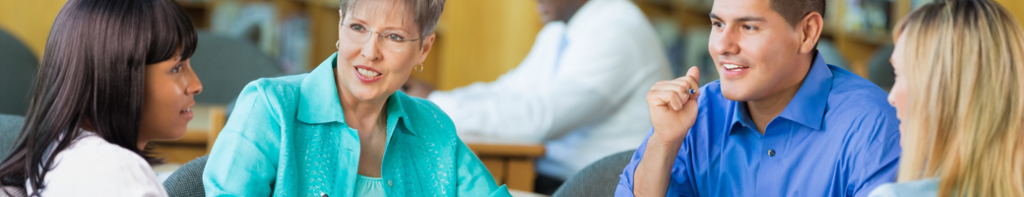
417, 33, 437, 64
797, 12, 824, 54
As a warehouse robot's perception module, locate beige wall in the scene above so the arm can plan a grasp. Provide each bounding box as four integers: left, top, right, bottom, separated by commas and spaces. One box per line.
994, 0, 1024, 26
435, 0, 542, 90
0, 0, 68, 59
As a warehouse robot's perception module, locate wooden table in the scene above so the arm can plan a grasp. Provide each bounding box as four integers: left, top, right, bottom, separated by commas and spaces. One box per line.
152, 105, 547, 193
460, 134, 546, 192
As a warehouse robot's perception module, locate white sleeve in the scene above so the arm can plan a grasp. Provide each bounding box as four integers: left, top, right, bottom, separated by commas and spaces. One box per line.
34, 142, 168, 197
429, 22, 646, 141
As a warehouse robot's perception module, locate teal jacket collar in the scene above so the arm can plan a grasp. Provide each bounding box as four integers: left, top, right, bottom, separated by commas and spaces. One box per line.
295, 53, 416, 136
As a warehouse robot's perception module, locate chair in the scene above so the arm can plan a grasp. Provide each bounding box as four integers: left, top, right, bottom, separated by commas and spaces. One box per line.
189, 31, 284, 106
162, 155, 209, 197
868, 45, 896, 92
551, 149, 636, 197
0, 114, 26, 160
0, 28, 40, 115
817, 39, 851, 70
0, 114, 26, 197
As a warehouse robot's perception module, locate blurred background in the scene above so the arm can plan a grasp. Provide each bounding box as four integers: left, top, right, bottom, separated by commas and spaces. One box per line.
0, 0, 1022, 195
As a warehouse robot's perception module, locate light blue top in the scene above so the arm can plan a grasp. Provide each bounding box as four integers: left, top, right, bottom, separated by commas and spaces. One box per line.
354, 175, 386, 197
616, 53, 902, 197
203, 53, 512, 197
868, 179, 939, 197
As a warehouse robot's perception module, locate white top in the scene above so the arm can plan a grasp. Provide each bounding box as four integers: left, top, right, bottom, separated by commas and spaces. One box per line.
428, 0, 672, 179
868, 179, 939, 197
26, 131, 168, 197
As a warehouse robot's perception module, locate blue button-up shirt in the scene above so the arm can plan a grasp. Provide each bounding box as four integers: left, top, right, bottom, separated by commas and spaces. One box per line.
615, 54, 901, 197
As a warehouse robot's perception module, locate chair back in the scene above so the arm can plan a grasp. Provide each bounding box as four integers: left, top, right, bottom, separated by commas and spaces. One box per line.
0, 28, 40, 115
162, 155, 210, 197
551, 149, 636, 197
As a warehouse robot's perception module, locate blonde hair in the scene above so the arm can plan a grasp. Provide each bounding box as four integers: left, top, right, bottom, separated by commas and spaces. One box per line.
893, 0, 1024, 196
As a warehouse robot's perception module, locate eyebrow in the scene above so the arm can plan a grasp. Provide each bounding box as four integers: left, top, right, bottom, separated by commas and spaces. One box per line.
344, 17, 413, 33
709, 13, 766, 22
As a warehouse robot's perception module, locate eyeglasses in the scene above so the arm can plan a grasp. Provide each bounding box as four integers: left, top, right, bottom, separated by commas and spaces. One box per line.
341, 23, 421, 52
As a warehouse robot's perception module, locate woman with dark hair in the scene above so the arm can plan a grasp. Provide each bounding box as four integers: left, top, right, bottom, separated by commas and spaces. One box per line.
202, 0, 510, 196
0, 0, 202, 196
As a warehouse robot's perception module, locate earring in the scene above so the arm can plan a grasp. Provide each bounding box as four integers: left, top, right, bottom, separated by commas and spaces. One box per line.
415, 64, 424, 73
336, 41, 340, 50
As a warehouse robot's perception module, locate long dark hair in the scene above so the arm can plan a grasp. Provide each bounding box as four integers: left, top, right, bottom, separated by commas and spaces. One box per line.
0, 0, 197, 194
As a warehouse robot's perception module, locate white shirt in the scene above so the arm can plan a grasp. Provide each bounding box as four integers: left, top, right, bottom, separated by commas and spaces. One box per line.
428, 0, 672, 179
26, 131, 168, 197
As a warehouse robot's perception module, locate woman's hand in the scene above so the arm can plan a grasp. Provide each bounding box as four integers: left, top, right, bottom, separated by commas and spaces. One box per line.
646, 66, 701, 145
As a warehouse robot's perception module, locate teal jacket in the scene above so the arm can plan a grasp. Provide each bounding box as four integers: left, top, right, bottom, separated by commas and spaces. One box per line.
203, 53, 512, 197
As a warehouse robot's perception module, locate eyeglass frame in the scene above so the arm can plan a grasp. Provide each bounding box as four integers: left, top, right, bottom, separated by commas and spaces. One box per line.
339, 22, 425, 52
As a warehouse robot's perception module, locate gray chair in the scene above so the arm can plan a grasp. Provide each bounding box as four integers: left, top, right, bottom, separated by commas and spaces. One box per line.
0, 114, 26, 197
552, 149, 636, 197
817, 39, 851, 70
189, 31, 285, 105
0, 28, 40, 115
868, 45, 896, 92
0, 114, 26, 160
163, 155, 209, 197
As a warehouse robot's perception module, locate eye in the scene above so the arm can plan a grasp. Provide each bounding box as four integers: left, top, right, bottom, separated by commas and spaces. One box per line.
350, 24, 366, 32
387, 34, 406, 41
171, 64, 183, 73
712, 21, 724, 28
743, 25, 757, 30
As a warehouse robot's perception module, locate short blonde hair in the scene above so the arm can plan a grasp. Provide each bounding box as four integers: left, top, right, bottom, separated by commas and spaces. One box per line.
894, 0, 1024, 196
339, 0, 445, 38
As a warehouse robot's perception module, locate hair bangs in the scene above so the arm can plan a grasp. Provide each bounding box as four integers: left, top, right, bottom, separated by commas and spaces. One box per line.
145, 0, 197, 65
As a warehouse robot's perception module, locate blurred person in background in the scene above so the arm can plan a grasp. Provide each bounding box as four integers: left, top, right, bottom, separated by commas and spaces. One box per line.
0, 0, 202, 196
202, 0, 512, 196
403, 0, 672, 193
869, 0, 1024, 196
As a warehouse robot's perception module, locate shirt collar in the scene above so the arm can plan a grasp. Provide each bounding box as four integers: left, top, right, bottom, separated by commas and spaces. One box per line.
296, 53, 415, 135
729, 52, 833, 131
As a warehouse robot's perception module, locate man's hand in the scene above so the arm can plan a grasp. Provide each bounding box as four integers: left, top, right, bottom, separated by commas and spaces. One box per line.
647, 66, 701, 145
402, 77, 436, 98
633, 66, 700, 197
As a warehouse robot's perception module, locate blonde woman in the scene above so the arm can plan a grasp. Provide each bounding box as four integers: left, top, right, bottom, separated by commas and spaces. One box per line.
870, 0, 1024, 196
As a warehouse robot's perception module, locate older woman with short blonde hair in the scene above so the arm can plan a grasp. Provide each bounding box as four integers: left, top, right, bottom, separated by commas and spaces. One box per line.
202, 0, 512, 196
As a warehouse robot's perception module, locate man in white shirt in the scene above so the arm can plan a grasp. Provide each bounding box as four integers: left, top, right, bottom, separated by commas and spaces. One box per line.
403, 0, 671, 193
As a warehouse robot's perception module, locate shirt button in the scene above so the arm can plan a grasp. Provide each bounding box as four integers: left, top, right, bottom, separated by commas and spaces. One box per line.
768, 149, 776, 157
388, 180, 393, 186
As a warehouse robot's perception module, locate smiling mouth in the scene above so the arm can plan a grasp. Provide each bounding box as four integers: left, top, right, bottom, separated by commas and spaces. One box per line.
723, 63, 749, 71
356, 67, 381, 78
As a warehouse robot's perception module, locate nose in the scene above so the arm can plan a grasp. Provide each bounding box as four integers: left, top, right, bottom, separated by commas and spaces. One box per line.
887, 92, 896, 107
360, 33, 382, 61
710, 27, 740, 56
185, 60, 203, 96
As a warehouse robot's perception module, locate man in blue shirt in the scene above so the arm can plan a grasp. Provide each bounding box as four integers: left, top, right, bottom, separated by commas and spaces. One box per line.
615, 0, 900, 196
